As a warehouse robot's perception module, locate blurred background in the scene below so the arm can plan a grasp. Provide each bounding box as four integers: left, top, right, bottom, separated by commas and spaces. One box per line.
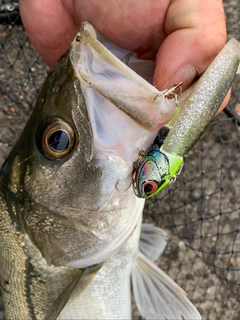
0, 0, 239, 319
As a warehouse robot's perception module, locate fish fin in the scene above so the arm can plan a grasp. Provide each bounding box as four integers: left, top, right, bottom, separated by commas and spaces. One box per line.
44, 265, 101, 320
139, 224, 168, 261
131, 252, 202, 320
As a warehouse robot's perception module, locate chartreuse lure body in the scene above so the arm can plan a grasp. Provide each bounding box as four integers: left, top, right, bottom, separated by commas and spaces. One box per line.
133, 101, 184, 198
133, 38, 240, 198
132, 127, 183, 199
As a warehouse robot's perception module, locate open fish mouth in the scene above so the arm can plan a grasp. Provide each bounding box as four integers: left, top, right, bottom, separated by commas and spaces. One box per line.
71, 22, 177, 163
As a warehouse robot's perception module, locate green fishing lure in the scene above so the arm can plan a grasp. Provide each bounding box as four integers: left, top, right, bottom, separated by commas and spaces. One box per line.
133, 38, 240, 199
132, 111, 183, 199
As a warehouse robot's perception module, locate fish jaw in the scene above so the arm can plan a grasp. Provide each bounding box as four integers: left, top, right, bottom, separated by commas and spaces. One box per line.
71, 22, 176, 134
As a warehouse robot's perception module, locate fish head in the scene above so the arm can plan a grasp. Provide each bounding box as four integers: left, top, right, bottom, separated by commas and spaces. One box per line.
0, 22, 177, 268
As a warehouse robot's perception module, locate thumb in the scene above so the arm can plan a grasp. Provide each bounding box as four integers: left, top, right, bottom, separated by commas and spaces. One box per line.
153, 0, 226, 91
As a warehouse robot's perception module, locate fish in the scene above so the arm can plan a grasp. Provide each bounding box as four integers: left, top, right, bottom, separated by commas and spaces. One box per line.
0, 22, 201, 319
132, 38, 240, 198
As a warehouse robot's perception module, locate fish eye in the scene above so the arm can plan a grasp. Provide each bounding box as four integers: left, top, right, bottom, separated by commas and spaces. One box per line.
38, 118, 76, 160
143, 180, 159, 195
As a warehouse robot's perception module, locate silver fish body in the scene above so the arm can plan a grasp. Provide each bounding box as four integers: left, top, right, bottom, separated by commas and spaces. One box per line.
58, 205, 144, 320
0, 22, 201, 319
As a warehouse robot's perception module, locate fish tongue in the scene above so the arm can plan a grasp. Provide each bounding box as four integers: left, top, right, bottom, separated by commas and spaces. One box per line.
71, 22, 176, 162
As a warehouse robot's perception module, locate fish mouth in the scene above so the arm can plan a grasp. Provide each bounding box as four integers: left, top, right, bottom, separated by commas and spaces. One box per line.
70, 22, 177, 161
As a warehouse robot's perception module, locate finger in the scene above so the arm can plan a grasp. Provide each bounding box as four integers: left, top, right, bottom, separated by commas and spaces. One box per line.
19, 0, 168, 66
19, 0, 78, 66
153, 0, 226, 91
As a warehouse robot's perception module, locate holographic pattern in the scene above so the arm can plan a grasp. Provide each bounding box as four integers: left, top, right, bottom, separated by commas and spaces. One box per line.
133, 141, 183, 198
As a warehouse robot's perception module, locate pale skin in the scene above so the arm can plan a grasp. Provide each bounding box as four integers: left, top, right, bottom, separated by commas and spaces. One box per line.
19, 0, 230, 109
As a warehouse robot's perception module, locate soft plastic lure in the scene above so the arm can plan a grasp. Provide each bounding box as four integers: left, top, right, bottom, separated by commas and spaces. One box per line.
132, 90, 183, 198
133, 38, 240, 198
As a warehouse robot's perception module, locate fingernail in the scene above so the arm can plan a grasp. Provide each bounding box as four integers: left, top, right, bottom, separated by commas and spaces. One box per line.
160, 65, 197, 91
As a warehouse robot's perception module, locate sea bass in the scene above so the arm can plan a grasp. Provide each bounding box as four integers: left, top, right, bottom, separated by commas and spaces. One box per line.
0, 22, 202, 319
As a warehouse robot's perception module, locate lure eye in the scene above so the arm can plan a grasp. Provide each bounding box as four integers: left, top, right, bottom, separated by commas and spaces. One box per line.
143, 181, 159, 196
39, 119, 76, 160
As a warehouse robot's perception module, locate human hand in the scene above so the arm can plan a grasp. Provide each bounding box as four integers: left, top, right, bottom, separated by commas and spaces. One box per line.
19, 0, 229, 107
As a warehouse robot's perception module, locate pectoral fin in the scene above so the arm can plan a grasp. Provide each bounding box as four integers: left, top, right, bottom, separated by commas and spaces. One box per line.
44, 265, 102, 320
131, 252, 202, 320
139, 224, 168, 261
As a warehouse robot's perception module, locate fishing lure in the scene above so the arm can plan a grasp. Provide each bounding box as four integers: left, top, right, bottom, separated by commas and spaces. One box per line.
133, 38, 240, 198
132, 85, 184, 198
